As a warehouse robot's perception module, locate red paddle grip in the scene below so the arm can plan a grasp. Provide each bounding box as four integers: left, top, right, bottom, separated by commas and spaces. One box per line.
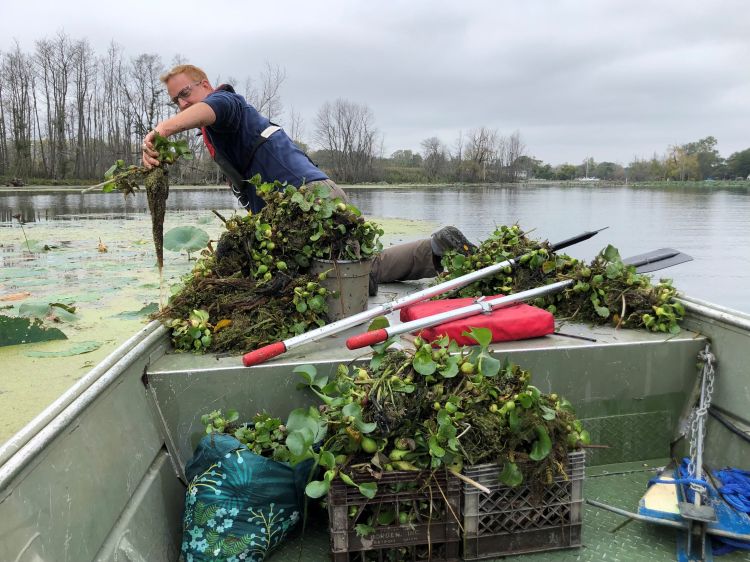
346, 329, 388, 350
242, 341, 287, 366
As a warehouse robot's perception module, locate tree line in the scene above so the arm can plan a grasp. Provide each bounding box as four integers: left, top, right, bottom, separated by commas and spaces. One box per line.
522, 137, 750, 183
2, 32, 749, 186
0, 32, 528, 186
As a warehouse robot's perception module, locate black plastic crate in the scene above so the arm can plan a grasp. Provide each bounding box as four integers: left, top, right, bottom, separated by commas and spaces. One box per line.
461, 451, 584, 560
328, 469, 462, 562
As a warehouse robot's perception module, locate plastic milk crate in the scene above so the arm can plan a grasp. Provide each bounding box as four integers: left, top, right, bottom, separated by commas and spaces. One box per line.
461, 451, 585, 560
328, 469, 462, 562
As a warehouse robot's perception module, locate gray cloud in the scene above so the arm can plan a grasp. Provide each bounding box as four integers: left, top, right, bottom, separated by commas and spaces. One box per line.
1, 0, 748, 164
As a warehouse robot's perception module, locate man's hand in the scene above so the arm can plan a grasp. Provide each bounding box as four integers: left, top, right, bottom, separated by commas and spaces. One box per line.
142, 130, 162, 169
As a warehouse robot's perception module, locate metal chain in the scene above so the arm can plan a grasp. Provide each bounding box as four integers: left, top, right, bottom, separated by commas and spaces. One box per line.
686, 343, 717, 497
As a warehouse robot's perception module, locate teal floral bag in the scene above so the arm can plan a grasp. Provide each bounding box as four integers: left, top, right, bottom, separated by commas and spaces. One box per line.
181, 433, 311, 562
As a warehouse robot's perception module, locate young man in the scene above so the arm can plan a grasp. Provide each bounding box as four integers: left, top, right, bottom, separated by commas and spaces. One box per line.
142, 64, 474, 294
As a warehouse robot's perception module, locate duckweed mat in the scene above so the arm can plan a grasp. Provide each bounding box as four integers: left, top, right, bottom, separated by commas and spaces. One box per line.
0, 211, 433, 443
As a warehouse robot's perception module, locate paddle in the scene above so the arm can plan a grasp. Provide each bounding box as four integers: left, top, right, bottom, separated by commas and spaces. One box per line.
623, 248, 693, 273
346, 248, 693, 350
241, 227, 609, 366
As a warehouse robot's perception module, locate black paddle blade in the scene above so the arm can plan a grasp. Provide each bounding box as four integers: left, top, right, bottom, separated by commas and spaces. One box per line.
550, 226, 609, 252
624, 248, 693, 273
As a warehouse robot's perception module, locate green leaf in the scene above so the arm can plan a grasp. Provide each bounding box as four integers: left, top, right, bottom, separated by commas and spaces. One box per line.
518, 393, 533, 408
368, 316, 390, 331
305, 479, 330, 498
312, 183, 332, 199
309, 222, 324, 242
428, 435, 446, 458
163, 226, 209, 253
605, 262, 623, 279
286, 431, 308, 457
499, 461, 524, 487
593, 304, 610, 318
602, 244, 621, 262
313, 370, 329, 389
437, 409, 451, 426
225, 409, 239, 423
25, 340, 101, 357
342, 402, 363, 420
478, 353, 501, 377
355, 419, 377, 434
464, 327, 492, 348
286, 406, 327, 442
112, 302, 159, 319
413, 345, 437, 375
529, 426, 552, 461
438, 355, 459, 378
508, 409, 520, 432
293, 364, 317, 385
340, 473, 356, 486
540, 405, 557, 420
0, 314, 67, 347
358, 482, 377, 499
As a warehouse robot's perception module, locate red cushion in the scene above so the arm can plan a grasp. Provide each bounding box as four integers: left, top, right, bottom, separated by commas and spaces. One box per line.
400, 295, 554, 345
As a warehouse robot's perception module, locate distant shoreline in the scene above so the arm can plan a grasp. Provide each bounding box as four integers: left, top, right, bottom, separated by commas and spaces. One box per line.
1, 179, 748, 194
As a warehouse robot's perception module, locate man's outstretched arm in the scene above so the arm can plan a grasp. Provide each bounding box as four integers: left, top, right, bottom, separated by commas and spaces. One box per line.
142, 102, 217, 168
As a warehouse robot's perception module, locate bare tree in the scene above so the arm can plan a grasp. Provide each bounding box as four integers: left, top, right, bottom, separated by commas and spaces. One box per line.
245, 62, 286, 120
71, 39, 96, 176
35, 32, 77, 178
465, 127, 498, 182
420, 136, 447, 180
286, 105, 305, 145
125, 53, 166, 139
2, 42, 35, 177
314, 98, 378, 183
0, 50, 8, 175
452, 130, 464, 182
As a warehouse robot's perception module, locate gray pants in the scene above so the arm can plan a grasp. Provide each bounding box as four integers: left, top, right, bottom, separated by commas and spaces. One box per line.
309, 179, 438, 288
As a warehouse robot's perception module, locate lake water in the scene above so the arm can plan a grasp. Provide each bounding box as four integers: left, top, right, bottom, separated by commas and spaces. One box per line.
0, 183, 748, 442
3, 183, 748, 312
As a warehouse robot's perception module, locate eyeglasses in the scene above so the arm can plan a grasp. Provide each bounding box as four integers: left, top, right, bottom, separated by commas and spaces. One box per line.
170, 81, 202, 106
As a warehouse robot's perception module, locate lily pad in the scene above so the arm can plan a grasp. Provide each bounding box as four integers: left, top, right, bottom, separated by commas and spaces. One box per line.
18, 302, 79, 322
25, 340, 102, 358
0, 314, 68, 347
164, 226, 209, 253
113, 302, 159, 319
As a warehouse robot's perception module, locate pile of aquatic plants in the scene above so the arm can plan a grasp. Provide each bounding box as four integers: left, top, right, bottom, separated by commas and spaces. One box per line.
200, 329, 586, 503
157, 178, 384, 353
103, 133, 193, 269
281, 328, 586, 500
437, 224, 684, 334
201, 409, 291, 462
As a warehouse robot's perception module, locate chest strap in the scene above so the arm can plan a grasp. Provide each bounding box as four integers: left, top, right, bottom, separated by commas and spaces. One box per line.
247, 125, 282, 163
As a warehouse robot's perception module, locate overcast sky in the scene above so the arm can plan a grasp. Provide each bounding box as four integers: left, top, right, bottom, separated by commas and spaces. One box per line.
1, 0, 748, 164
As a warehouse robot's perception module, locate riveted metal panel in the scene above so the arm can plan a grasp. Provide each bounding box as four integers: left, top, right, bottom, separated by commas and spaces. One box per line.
0, 334, 168, 562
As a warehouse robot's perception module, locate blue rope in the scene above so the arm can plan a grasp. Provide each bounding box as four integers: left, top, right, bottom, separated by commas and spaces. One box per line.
712, 464, 750, 555
715, 467, 750, 513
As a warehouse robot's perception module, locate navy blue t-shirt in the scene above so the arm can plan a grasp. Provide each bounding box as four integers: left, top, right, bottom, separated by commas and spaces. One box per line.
202, 90, 327, 212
